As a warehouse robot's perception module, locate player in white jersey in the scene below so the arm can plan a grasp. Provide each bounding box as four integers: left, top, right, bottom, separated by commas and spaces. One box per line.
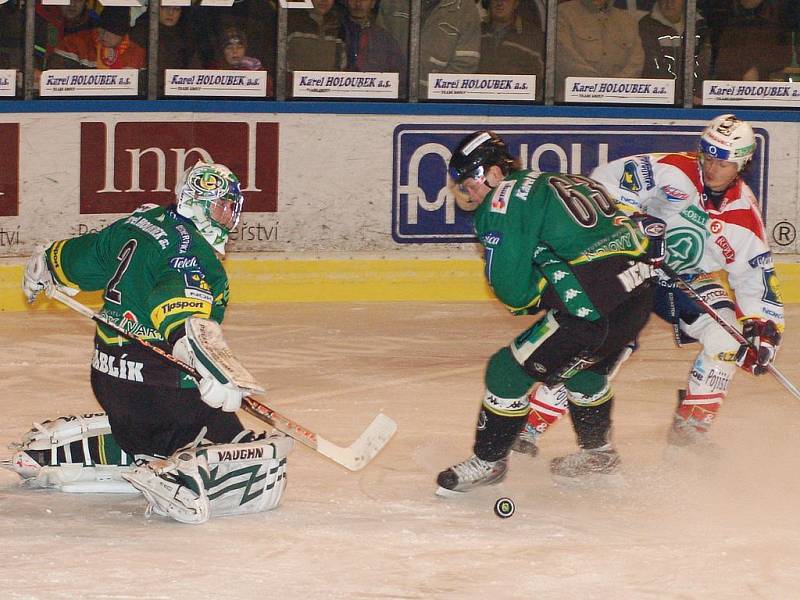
514, 114, 783, 465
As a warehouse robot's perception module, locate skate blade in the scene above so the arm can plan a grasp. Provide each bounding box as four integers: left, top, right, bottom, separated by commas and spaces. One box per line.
435, 486, 467, 498
551, 471, 626, 488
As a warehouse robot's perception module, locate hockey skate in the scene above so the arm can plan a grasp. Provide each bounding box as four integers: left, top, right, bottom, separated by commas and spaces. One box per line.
549, 444, 620, 483
511, 424, 539, 458
435, 455, 508, 497
667, 416, 712, 447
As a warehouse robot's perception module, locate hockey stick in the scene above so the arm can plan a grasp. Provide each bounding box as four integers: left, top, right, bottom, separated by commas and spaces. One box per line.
659, 264, 800, 401
45, 288, 398, 471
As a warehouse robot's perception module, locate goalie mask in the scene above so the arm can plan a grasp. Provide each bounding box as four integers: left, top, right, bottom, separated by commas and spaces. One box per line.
698, 114, 756, 173
177, 162, 244, 254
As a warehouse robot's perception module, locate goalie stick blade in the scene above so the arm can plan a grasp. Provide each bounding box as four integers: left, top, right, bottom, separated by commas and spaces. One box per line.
316, 413, 398, 472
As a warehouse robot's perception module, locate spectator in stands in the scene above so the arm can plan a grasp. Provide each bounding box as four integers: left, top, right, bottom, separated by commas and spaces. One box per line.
131, 6, 197, 95
35, 0, 96, 71
212, 26, 263, 71
49, 7, 146, 70
192, 0, 277, 78
342, 0, 406, 84
639, 0, 710, 103
711, 0, 794, 81
287, 0, 346, 72
478, 0, 545, 98
377, 0, 484, 98
0, 0, 24, 70
556, 0, 644, 101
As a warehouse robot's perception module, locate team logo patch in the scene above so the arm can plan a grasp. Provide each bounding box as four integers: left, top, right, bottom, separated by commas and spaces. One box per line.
184, 270, 210, 293
619, 160, 642, 193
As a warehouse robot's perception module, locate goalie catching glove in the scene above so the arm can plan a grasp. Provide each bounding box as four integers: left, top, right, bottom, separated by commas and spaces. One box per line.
22, 244, 79, 304
735, 318, 781, 376
172, 316, 265, 412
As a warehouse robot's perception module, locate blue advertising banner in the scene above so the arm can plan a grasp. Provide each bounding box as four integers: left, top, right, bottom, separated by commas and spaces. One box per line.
392, 124, 768, 244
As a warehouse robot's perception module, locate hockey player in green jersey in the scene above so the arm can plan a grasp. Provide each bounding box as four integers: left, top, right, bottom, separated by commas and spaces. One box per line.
436, 131, 661, 495
14, 162, 292, 524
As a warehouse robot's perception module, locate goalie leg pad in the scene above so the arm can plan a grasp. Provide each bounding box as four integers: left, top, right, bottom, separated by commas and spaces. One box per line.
122, 435, 293, 524
3, 413, 139, 493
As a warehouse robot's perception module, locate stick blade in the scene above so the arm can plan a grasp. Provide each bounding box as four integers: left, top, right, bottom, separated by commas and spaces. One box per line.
316, 413, 398, 471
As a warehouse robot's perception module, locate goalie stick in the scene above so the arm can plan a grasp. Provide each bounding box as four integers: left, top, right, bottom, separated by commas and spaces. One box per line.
45, 288, 398, 471
659, 264, 800, 401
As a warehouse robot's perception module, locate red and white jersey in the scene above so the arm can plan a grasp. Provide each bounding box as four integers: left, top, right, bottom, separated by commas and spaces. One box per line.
590, 152, 783, 327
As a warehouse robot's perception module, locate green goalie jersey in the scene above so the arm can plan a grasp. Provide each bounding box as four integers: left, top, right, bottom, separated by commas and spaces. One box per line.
474, 170, 652, 320
45, 203, 229, 388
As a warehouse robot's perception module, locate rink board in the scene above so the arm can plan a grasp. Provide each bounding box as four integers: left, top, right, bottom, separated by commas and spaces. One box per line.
0, 103, 798, 311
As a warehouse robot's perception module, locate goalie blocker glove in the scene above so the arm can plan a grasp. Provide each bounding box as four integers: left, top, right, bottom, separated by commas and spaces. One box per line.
735, 318, 781, 376
173, 316, 264, 412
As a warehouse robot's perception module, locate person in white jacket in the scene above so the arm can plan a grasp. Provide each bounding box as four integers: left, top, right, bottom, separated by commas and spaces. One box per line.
513, 114, 783, 468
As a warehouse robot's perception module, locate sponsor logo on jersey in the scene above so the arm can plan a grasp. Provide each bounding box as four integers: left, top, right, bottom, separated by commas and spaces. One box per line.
169, 256, 200, 270
665, 227, 705, 271
619, 160, 642, 192
709, 219, 724, 234
661, 184, 689, 202
490, 181, 514, 214
640, 156, 656, 190
480, 231, 502, 246
678, 205, 709, 229
762, 268, 783, 306
151, 297, 212, 327
714, 236, 735, 263
748, 252, 773, 269
186, 288, 214, 302
175, 224, 193, 253
122, 310, 138, 323
92, 349, 144, 382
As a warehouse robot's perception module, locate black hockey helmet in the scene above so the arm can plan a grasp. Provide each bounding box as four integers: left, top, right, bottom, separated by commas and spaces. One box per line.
448, 131, 515, 184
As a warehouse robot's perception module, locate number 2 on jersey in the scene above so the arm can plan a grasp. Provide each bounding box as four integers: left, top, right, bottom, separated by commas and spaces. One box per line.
105, 239, 138, 304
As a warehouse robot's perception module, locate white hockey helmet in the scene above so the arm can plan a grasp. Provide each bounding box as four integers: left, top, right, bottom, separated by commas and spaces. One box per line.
698, 114, 756, 172
176, 161, 243, 254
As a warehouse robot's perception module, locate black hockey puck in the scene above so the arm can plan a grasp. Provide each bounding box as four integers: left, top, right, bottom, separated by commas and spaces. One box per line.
493, 497, 515, 518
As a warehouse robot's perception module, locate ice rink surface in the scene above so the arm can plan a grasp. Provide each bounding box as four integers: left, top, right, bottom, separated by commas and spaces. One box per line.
1, 301, 799, 599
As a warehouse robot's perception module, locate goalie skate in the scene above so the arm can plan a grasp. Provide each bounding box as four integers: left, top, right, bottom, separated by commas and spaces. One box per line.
435, 455, 508, 497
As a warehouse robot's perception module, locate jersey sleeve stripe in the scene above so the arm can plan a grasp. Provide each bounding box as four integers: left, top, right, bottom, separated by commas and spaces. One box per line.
47, 240, 80, 289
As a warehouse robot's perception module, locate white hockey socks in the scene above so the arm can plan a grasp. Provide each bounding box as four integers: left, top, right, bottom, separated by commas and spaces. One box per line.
122, 435, 294, 524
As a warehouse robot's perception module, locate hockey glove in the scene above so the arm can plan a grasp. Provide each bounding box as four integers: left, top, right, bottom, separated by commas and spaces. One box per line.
631, 213, 666, 267
22, 245, 79, 304
173, 334, 250, 412
735, 319, 781, 376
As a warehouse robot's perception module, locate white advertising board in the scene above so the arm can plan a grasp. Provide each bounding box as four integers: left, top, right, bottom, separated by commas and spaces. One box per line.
0, 113, 797, 258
